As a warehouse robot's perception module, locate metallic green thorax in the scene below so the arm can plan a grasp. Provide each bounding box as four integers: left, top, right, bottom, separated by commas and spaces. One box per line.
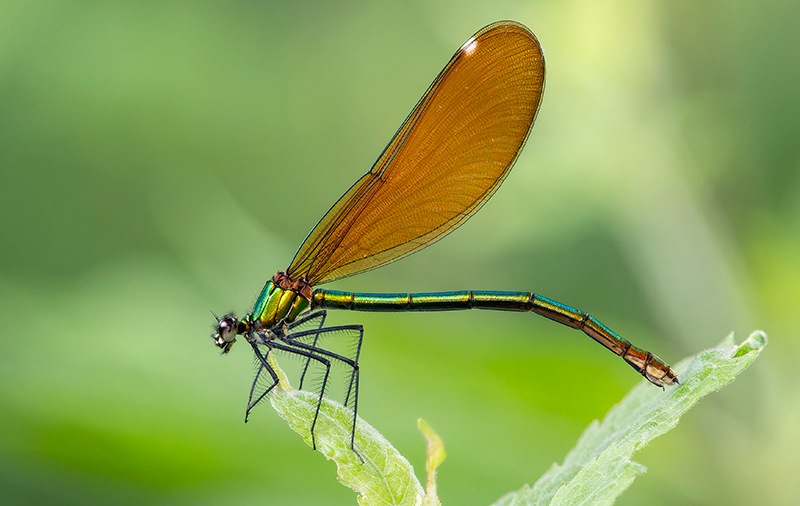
250, 279, 310, 329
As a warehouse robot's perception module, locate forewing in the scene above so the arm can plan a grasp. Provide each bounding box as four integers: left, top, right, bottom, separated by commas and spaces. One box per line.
288, 22, 545, 285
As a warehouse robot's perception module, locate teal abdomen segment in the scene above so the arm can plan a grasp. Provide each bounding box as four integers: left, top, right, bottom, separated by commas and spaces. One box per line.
312, 289, 602, 332
311, 289, 534, 311
252, 280, 310, 328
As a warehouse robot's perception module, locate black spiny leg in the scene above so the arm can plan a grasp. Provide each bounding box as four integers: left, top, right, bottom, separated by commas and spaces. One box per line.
246, 341, 280, 422
269, 340, 332, 451
284, 323, 364, 459
286, 310, 327, 391
247, 315, 365, 460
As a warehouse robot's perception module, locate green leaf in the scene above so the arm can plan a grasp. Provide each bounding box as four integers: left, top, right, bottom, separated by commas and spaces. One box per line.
266, 353, 424, 506
492, 330, 768, 506
264, 331, 766, 505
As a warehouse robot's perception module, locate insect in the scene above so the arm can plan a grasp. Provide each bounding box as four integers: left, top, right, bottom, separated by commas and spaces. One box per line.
212, 20, 678, 456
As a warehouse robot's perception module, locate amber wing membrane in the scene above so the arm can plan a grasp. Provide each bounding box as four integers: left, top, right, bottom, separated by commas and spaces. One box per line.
288, 21, 545, 286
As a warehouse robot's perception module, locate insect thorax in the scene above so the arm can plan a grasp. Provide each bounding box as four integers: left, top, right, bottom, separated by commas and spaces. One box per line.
251, 272, 311, 330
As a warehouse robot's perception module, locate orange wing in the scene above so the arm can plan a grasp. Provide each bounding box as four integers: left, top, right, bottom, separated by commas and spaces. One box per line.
288, 21, 545, 286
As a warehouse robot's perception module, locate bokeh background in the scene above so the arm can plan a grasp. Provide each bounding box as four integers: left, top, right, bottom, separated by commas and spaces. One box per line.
1, 1, 798, 504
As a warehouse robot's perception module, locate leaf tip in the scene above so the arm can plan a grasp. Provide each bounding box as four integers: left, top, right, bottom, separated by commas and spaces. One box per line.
733, 330, 768, 357
418, 418, 446, 506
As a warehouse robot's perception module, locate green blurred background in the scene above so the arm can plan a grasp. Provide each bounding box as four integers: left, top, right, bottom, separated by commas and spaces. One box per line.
1, 0, 798, 504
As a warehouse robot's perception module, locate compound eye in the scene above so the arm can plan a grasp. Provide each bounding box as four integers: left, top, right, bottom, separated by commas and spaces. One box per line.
212, 314, 238, 353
